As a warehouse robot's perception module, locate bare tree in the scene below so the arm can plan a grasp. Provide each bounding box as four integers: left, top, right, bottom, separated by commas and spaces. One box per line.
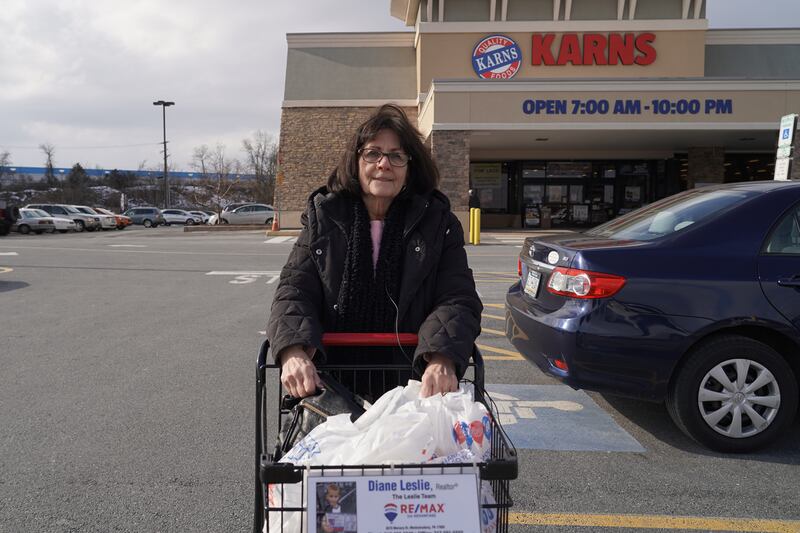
189, 143, 242, 216
191, 145, 211, 178
242, 131, 278, 204
0, 150, 11, 189
39, 143, 57, 187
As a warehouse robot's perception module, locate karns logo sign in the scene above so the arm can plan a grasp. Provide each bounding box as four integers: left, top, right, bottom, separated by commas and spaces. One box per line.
472, 32, 657, 78
532, 32, 656, 66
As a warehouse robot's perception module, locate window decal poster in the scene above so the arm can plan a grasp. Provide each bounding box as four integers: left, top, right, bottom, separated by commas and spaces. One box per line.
306, 472, 481, 533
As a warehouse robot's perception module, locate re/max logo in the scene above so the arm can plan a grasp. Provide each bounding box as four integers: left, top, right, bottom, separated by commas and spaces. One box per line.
400, 503, 445, 513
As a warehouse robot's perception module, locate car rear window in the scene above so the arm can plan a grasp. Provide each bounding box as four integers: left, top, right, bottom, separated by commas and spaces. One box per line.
586, 188, 754, 241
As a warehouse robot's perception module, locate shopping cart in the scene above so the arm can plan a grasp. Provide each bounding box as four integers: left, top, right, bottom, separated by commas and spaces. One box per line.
254, 333, 517, 533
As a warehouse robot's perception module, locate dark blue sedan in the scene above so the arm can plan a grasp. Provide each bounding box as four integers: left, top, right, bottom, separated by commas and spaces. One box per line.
506, 181, 800, 452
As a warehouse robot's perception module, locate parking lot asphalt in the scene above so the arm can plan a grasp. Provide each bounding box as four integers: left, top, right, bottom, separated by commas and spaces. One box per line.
1, 226, 799, 532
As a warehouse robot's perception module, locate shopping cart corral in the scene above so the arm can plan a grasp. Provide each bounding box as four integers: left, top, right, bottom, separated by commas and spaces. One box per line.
254, 333, 517, 533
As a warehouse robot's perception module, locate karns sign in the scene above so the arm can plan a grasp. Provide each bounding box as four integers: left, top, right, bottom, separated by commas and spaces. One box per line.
532, 32, 656, 66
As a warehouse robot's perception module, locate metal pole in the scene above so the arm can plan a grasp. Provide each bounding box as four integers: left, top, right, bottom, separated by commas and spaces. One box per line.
162, 105, 169, 208
153, 100, 174, 209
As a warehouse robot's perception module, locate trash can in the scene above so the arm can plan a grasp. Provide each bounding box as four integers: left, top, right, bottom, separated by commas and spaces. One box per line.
523, 204, 540, 228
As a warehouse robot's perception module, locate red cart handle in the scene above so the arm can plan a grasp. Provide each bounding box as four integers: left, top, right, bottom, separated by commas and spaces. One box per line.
321, 333, 418, 347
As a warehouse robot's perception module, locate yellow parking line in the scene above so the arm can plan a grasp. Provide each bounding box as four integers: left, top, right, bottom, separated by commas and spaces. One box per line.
483, 303, 505, 309
482, 313, 505, 320
476, 344, 523, 360
0, 266, 12, 274
481, 327, 505, 336
509, 513, 800, 532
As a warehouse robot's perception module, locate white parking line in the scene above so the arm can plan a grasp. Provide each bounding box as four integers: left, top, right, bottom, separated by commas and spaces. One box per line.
108, 244, 146, 248
206, 271, 282, 284
0, 252, 19, 256
264, 236, 295, 244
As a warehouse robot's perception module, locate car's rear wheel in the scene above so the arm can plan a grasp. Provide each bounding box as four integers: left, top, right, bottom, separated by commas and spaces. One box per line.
667, 335, 798, 452
265, 217, 273, 226
18, 224, 31, 234
143, 219, 153, 228
185, 219, 195, 226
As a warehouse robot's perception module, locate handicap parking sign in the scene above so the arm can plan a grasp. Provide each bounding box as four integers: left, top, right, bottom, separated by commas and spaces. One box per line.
783, 128, 791, 140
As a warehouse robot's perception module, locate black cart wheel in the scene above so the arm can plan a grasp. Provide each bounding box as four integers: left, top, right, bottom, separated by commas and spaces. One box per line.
667, 335, 798, 452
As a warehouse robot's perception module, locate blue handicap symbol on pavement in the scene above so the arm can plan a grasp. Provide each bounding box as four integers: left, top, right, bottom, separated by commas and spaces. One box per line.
486, 384, 645, 452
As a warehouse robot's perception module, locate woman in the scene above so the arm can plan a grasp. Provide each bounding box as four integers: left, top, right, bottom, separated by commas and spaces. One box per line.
266, 104, 481, 399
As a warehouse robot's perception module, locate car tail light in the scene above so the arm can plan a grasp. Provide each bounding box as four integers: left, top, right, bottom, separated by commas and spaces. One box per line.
551, 357, 569, 372
517, 258, 522, 277
546, 267, 626, 299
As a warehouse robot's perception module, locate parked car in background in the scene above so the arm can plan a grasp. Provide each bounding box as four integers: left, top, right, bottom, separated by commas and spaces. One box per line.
221, 202, 252, 214
122, 207, 166, 228
73, 205, 117, 230
25, 204, 101, 232
162, 209, 201, 225
29, 208, 76, 233
12, 208, 55, 234
189, 211, 210, 224
221, 204, 274, 225
206, 212, 219, 225
94, 207, 132, 230
0, 200, 19, 236
507, 181, 800, 453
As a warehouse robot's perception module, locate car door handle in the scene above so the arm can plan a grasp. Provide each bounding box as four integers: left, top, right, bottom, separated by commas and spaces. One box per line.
777, 277, 800, 288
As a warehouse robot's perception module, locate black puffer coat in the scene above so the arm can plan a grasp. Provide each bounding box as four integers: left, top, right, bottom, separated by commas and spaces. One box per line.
266, 187, 482, 379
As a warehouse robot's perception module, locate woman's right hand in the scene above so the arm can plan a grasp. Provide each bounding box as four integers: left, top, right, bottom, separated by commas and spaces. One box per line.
278, 345, 322, 398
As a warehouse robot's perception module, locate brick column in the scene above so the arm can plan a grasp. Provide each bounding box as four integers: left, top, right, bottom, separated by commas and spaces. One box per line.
429, 130, 470, 232
687, 147, 725, 188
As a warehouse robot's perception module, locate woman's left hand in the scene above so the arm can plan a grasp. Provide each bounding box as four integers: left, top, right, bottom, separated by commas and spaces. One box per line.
420, 353, 458, 397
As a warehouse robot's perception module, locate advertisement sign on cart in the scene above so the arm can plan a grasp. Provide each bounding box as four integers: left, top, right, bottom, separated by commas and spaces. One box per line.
306, 472, 481, 533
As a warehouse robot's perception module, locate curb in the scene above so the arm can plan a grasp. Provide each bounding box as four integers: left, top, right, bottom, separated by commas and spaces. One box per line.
183, 225, 268, 233
265, 230, 302, 237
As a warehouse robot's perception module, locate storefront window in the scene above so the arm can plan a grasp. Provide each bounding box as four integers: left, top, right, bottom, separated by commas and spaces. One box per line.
470, 162, 508, 210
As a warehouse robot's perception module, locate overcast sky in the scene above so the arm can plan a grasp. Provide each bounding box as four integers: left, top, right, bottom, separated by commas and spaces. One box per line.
0, 0, 797, 172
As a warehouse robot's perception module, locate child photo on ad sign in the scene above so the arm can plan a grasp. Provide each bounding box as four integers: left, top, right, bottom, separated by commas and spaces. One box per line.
315, 481, 357, 533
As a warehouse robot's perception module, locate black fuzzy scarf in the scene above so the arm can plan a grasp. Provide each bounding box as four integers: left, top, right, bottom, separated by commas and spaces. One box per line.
335, 195, 406, 333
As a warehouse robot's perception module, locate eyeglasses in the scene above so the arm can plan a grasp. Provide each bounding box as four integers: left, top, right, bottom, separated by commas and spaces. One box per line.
358, 148, 411, 167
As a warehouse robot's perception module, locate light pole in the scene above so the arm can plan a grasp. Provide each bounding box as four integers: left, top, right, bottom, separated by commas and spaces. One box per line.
153, 100, 175, 208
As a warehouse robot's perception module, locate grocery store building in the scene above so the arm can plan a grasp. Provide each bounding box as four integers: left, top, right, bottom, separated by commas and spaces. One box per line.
275, 0, 800, 229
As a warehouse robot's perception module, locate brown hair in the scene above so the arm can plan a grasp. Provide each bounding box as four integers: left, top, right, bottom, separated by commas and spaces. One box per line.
327, 104, 439, 196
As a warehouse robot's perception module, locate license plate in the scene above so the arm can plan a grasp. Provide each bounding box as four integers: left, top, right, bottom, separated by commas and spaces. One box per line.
524, 270, 541, 298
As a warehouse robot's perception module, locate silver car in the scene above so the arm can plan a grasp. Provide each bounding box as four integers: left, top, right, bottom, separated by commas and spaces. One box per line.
73, 205, 117, 230
29, 209, 77, 233
162, 209, 201, 225
13, 209, 55, 234
221, 204, 275, 225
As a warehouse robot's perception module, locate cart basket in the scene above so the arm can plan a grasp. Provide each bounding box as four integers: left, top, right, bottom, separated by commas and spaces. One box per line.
254, 333, 517, 533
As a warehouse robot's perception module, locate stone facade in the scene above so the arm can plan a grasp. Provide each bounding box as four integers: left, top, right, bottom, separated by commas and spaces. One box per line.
275, 106, 418, 228
687, 146, 725, 188
427, 129, 471, 232
428, 130, 470, 210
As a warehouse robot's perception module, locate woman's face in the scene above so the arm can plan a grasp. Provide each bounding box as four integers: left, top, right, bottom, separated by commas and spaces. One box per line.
358, 129, 408, 201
